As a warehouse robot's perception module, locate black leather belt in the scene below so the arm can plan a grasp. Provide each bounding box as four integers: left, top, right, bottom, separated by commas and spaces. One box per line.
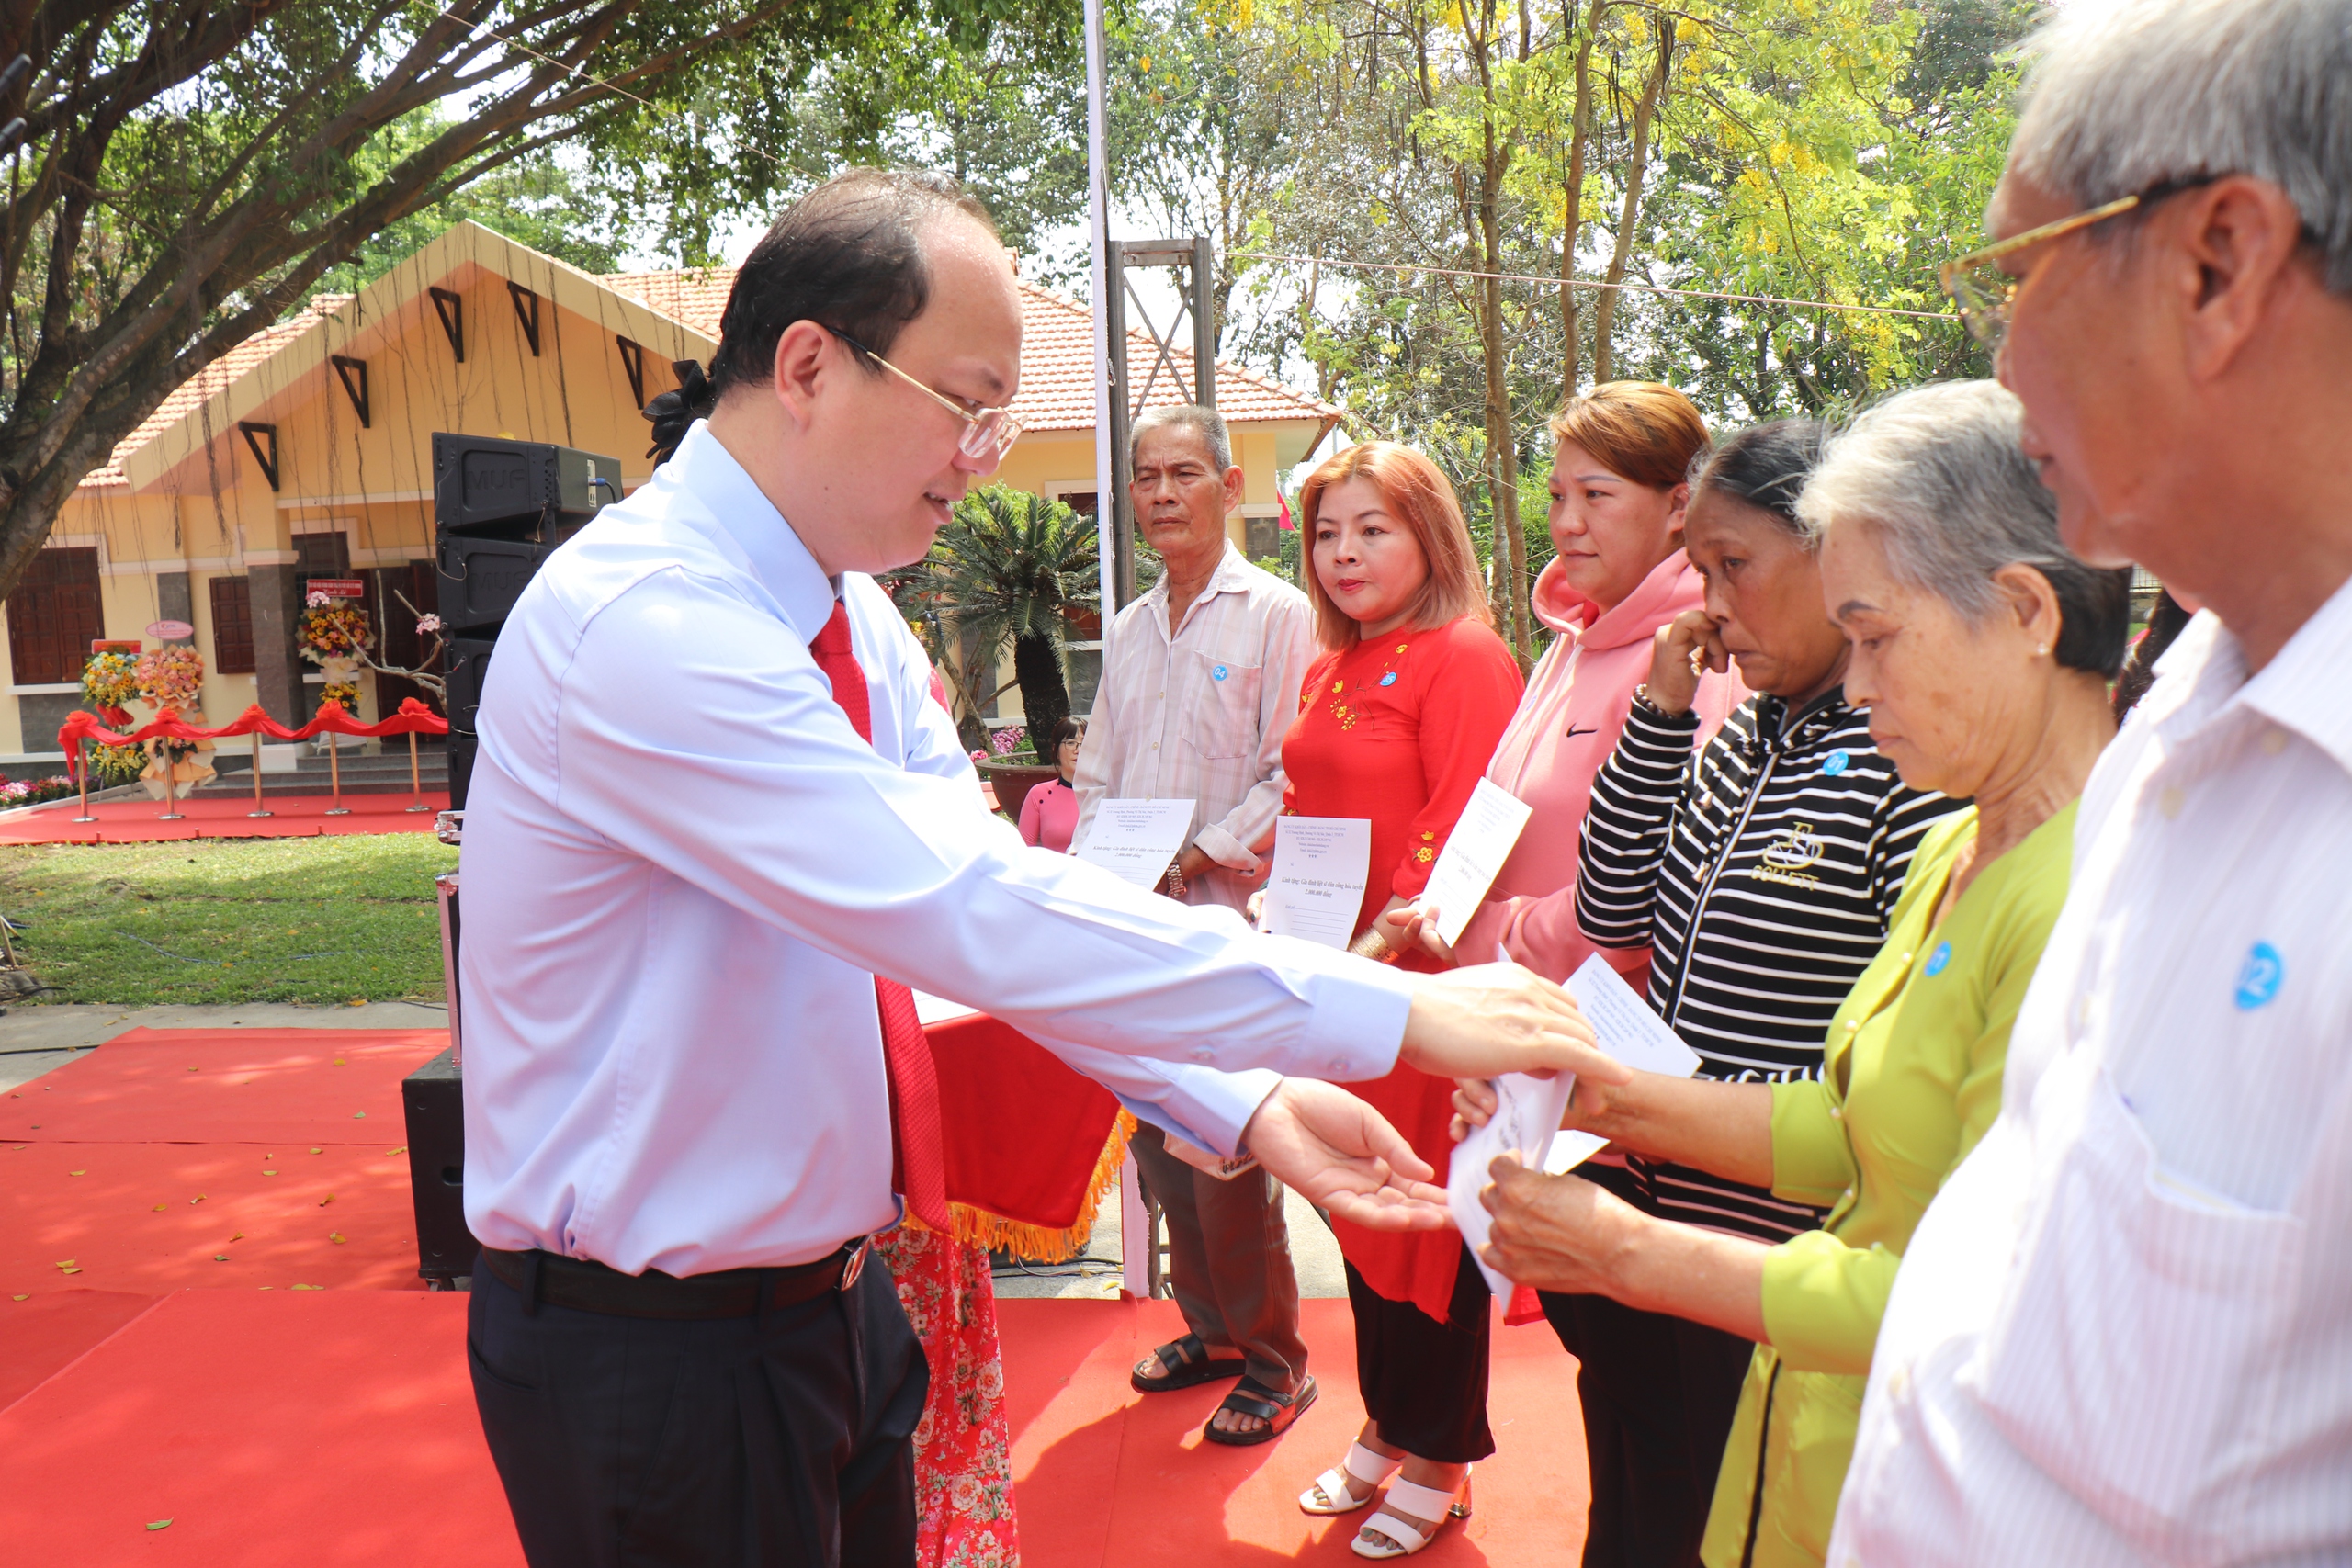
477, 1238, 870, 1320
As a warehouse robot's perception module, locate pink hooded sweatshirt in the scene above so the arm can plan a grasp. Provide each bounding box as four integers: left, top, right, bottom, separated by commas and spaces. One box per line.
1455, 549, 1745, 981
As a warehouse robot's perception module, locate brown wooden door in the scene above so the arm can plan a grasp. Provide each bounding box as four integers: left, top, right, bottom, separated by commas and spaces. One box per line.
368, 561, 444, 716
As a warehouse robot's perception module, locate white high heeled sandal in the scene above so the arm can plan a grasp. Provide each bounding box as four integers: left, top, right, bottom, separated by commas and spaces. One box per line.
1351, 1471, 1473, 1559
1298, 1441, 1403, 1516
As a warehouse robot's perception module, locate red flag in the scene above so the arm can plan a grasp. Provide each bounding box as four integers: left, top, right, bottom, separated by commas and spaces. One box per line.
1278, 490, 1295, 531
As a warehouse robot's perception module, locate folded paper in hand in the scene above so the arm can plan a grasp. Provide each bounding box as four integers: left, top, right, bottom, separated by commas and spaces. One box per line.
1449, 952, 1703, 1297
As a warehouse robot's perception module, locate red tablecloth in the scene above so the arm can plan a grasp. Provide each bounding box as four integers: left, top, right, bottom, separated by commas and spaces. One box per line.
925, 1011, 1130, 1261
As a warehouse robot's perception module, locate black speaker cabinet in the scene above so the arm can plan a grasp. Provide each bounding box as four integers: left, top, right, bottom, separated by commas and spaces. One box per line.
431, 434, 620, 536
442, 635, 494, 811
401, 1045, 473, 1284
435, 533, 564, 637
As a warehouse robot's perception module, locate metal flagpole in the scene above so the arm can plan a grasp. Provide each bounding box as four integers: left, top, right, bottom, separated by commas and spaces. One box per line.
1086, 0, 1154, 1302
1086, 0, 1116, 623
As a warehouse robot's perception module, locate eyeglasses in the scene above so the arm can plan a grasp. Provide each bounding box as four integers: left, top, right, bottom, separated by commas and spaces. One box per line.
1939, 177, 2215, 351
821, 325, 1022, 461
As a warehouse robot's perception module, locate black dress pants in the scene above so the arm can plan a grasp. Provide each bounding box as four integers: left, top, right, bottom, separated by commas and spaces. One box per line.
1543, 1290, 1755, 1568
469, 1249, 929, 1568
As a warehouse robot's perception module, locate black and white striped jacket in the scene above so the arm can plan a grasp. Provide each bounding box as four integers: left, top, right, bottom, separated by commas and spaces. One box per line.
1575, 688, 1965, 1242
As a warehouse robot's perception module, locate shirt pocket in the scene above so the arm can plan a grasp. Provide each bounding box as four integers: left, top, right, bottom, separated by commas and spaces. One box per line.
1968, 1050, 2305, 1563
1182, 651, 1263, 761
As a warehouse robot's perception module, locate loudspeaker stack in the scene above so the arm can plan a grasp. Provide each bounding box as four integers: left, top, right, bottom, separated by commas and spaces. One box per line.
430, 434, 620, 808
411, 435, 616, 1286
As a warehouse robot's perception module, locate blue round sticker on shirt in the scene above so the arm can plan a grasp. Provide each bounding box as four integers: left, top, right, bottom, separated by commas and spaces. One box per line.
1822, 750, 1850, 776
2233, 942, 2284, 1010
1924, 941, 1951, 976
1212, 664, 1228, 681
1379, 672, 1398, 686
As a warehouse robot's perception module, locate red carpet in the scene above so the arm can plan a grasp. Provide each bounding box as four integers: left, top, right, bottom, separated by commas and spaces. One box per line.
0, 790, 448, 843
0, 1289, 523, 1567
0, 1291, 1584, 1567
2, 1026, 1591, 1563
1, 1028, 448, 1295
1005, 1297, 1587, 1565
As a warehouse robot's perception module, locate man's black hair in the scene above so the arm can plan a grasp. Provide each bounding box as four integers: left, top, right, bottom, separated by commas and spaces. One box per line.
708, 167, 997, 399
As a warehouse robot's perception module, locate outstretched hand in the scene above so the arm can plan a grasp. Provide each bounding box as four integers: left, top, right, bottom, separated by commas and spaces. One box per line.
1242, 1078, 1453, 1231
1374, 902, 1458, 965
1399, 962, 1632, 1091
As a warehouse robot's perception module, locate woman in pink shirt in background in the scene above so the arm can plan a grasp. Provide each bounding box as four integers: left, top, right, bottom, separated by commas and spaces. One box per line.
1384, 381, 1743, 985
1018, 716, 1085, 852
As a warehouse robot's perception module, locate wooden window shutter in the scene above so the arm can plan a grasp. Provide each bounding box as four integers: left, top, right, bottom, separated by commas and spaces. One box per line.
209, 575, 256, 675
6, 547, 103, 685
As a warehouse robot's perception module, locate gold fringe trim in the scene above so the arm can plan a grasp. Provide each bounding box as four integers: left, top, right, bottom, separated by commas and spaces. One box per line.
906, 1111, 1137, 1263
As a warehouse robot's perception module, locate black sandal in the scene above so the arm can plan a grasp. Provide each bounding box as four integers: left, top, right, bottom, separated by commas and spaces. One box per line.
1130, 1332, 1246, 1394
1203, 1373, 1317, 1447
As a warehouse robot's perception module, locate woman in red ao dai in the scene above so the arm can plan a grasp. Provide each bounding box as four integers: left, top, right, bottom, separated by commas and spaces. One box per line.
1275, 442, 1523, 1558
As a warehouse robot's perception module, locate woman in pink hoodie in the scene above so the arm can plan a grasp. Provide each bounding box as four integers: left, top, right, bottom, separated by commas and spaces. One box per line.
1384, 381, 1744, 983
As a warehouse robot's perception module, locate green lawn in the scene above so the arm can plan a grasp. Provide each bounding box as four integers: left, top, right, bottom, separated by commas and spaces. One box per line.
0, 835, 458, 1006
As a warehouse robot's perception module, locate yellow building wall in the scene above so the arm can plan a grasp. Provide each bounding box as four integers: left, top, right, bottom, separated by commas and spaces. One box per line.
16, 264, 706, 755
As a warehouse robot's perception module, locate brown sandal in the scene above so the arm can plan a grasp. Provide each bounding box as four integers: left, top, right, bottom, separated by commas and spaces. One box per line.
1203, 1373, 1317, 1447
1130, 1332, 1246, 1393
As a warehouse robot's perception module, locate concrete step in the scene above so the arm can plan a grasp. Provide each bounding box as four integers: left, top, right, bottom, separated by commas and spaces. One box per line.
190, 750, 447, 798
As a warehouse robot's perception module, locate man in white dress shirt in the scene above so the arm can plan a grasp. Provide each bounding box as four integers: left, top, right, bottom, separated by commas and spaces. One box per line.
1829, 2, 2352, 1562
1076, 405, 1322, 1442
457, 168, 1622, 1567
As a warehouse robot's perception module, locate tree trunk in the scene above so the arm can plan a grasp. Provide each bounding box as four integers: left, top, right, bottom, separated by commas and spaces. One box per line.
1559, 0, 1607, 400
1592, 16, 1672, 384
1011, 635, 1071, 751
1461, 0, 1532, 663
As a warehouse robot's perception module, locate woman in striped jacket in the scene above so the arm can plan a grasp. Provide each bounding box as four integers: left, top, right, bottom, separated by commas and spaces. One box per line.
1558, 422, 1963, 1566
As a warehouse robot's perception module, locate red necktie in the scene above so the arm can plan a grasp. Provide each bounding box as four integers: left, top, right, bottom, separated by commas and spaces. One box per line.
809, 603, 952, 1233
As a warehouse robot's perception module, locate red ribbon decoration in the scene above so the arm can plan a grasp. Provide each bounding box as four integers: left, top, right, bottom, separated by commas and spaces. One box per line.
57, 697, 450, 780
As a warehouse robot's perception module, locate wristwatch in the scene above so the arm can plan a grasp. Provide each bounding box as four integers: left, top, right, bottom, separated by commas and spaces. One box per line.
1163, 861, 1187, 898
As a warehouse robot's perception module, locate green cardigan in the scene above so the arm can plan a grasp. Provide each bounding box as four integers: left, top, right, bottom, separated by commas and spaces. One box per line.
1699, 801, 2076, 1568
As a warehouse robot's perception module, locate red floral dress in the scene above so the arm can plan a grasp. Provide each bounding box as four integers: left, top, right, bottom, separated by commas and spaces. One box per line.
872, 1227, 1020, 1567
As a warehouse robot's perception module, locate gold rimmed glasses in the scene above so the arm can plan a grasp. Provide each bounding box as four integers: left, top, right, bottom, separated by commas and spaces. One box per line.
822, 324, 1022, 461
1941, 177, 2236, 351
1940, 192, 2146, 351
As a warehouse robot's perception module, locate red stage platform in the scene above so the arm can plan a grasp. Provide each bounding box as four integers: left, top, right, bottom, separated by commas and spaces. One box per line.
1, 1028, 447, 1296
0, 1292, 1585, 1566
2, 1027, 1592, 1564
0, 791, 448, 845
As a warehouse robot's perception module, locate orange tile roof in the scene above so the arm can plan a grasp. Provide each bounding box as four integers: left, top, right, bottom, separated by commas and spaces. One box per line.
82, 295, 353, 488
599, 269, 1342, 433
84, 259, 1338, 491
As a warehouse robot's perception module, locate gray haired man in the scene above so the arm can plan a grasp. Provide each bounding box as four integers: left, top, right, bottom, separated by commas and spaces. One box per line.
1826, 1, 2352, 1561
1072, 404, 1321, 1445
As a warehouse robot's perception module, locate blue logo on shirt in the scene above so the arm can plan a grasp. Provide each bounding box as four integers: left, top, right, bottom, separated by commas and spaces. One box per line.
2234, 942, 2285, 1010
1822, 750, 1850, 776
1212, 664, 1228, 682
1379, 672, 1398, 686
1924, 942, 1951, 976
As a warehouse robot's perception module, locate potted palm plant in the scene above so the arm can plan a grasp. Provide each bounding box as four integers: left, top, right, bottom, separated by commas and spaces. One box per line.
892, 485, 1098, 810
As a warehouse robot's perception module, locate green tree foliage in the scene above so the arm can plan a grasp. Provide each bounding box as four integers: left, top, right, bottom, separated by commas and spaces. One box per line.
0, 0, 1039, 602
1136, 0, 2037, 654
899, 484, 1101, 744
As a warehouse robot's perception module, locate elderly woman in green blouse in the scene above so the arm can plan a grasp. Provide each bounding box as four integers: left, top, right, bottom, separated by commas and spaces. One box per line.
1458, 380, 2132, 1568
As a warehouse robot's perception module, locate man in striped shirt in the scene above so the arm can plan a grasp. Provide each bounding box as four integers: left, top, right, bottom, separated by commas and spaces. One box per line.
1831, 1, 2352, 1561
1075, 404, 1323, 1444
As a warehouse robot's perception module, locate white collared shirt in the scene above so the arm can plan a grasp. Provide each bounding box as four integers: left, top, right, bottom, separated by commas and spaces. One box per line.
1830, 580, 2352, 1566
1073, 542, 1315, 908
458, 425, 1412, 1276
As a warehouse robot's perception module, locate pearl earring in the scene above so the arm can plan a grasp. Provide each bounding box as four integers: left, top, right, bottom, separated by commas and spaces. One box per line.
2036, 644, 2050, 657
